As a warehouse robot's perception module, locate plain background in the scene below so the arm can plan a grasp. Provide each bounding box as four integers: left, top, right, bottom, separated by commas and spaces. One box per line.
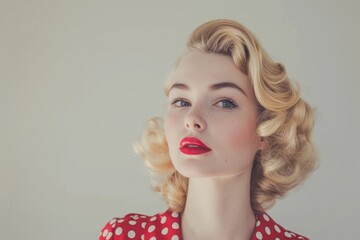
1, 0, 359, 239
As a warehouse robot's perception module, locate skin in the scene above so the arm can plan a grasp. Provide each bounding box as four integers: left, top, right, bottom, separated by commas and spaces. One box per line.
164, 50, 264, 240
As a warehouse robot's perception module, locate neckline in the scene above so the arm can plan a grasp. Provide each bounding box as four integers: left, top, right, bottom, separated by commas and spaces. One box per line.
165, 209, 265, 240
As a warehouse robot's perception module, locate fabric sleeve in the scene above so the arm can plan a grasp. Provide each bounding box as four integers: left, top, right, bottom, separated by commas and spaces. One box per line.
99, 217, 124, 240
99, 213, 149, 240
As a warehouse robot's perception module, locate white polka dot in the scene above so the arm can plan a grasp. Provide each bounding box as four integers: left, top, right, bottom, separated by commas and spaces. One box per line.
102, 229, 108, 237
298, 237, 305, 239
117, 219, 124, 223
141, 234, 144, 240
161, 216, 167, 224
128, 230, 136, 238
172, 222, 180, 229
150, 237, 156, 240
161, 227, 169, 235
150, 216, 157, 221
172, 212, 179, 218
263, 213, 270, 222
284, 231, 292, 238
275, 238, 280, 240
141, 222, 146, 229
129, 220, 137, 225
256, 220, 261, 227
291, 232, 296, 236
131, 215, 139, 220
115, 227, 123, 236
274, 224, 281, 233
256, 231, 263, 240
148, 225, 156, 233
265, 226, 271, 235
106, 232, 113, 240
110, 219, 116, 225
111, 223, 116, 228
171, 235, 179, 240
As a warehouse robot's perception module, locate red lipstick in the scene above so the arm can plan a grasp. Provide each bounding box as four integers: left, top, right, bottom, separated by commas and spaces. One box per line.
179, 137, 211, 155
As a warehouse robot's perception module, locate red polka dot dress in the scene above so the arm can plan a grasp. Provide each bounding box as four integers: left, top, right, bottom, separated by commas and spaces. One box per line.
99, 209, 309, 240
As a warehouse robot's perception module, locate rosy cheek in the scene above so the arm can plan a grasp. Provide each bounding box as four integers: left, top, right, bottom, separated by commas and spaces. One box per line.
226, 120, 259, 149
164, 112, 179, 140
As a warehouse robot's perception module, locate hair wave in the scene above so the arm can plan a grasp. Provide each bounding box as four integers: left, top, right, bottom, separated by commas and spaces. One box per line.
134, 19, 318, 213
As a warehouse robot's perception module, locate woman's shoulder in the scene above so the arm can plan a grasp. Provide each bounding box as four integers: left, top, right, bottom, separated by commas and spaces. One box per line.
99, 210, 309, 240
99, 209, 181, 240
253, 212, 310, 240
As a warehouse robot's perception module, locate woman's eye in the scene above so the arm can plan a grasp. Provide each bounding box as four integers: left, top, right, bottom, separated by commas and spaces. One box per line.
171, 98, 191, 107
215, 99, 238, 109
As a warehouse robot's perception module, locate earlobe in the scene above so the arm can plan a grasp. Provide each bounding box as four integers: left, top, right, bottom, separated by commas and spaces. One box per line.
259, 137, 267, 150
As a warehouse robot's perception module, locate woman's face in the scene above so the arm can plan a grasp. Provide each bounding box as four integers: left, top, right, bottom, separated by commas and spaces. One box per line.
164, 51, 262, 178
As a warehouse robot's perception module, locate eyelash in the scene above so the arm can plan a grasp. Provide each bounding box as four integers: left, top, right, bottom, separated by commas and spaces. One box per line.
170, 97, 190, 107
170, 97, 238, 109
215, 97, 238, 109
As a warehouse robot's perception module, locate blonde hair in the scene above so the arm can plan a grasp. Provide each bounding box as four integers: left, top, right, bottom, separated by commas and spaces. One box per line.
134, 19, 318, 213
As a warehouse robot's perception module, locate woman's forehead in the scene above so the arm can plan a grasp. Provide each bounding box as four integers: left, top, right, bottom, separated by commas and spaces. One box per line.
170, 51, 251, 91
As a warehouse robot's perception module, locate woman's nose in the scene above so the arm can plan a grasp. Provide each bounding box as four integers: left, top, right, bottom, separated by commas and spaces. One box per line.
184, 110, 206, 131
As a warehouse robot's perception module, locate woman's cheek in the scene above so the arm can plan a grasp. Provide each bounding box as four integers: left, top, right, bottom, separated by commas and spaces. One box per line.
164, 111, 179, 141
225, 121, 259, 150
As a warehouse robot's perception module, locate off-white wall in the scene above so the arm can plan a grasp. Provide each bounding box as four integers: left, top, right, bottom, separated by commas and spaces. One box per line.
1, 0, 359, 239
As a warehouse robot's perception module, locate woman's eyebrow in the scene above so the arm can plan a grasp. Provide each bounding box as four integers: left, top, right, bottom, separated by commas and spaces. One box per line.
168, 83, 189, 92
168, 82, 247, 97
210, 82, 247, 97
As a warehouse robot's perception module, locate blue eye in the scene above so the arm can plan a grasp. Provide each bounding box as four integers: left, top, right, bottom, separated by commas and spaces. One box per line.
171, 98, 191, 107
216, 98, 238, 109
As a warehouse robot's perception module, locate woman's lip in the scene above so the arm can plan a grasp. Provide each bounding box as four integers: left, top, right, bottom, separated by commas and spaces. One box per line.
180, 147, 211, 155
179, 137, 211, 150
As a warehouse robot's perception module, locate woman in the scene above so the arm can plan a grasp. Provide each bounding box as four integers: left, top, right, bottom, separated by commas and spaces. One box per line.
99, 19, 318, 240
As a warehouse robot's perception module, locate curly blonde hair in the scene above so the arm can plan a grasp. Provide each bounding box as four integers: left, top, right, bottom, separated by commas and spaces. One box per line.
134, 19, 318, 213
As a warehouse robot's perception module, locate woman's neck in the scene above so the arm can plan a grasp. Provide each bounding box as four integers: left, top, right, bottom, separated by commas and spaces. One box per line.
180, 171, 256, 240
